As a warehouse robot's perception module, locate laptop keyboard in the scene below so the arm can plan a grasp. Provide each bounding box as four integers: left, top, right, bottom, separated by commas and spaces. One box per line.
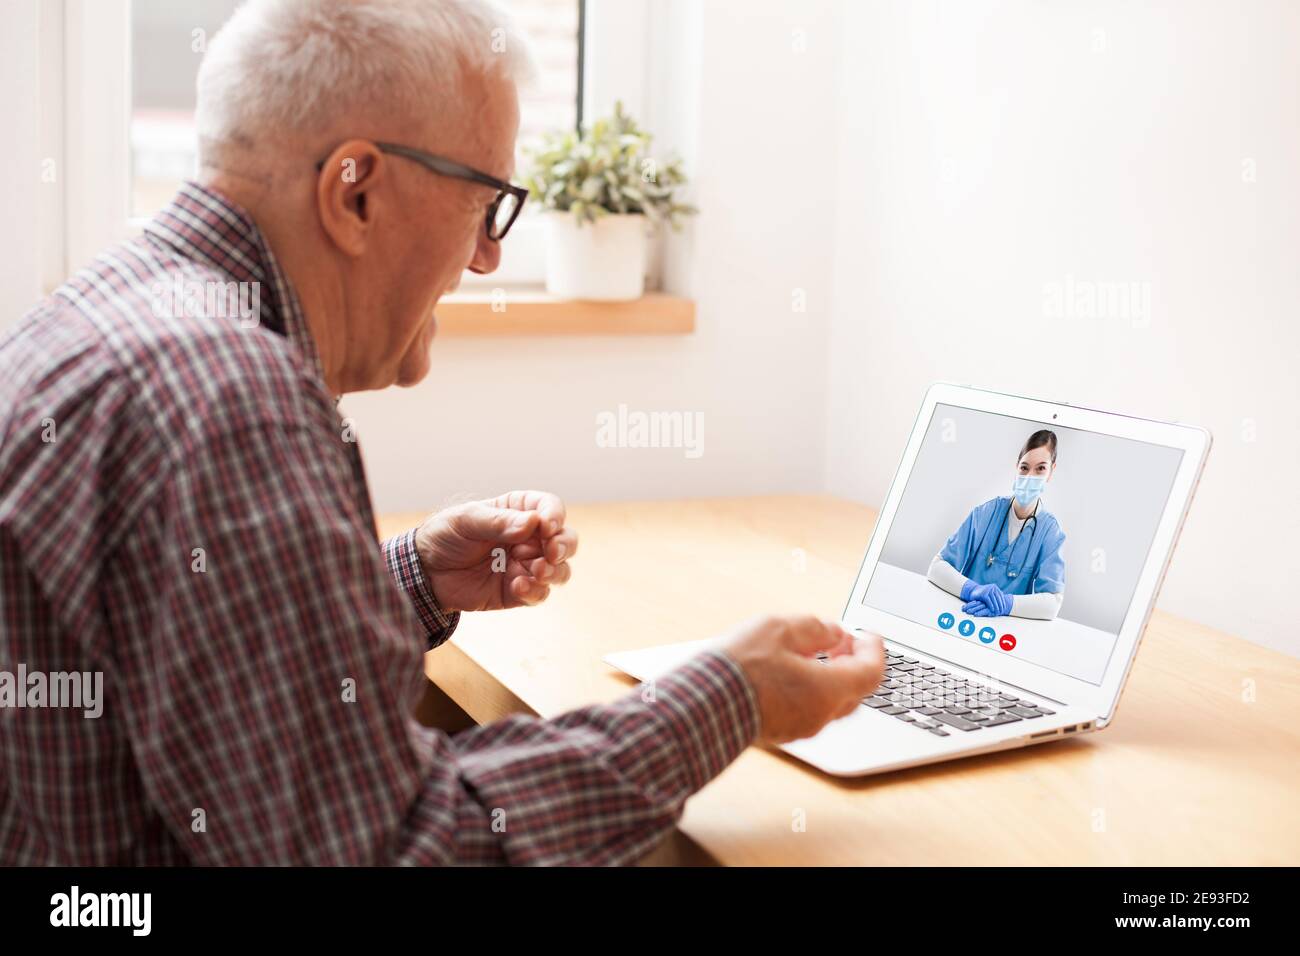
818, 645, 1055, 737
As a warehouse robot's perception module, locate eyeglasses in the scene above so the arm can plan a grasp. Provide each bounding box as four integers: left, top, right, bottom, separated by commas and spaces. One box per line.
314, 141, 527, 241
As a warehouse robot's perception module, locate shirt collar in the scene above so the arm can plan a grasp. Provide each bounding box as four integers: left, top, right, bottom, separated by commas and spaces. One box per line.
143, 181, 326, 387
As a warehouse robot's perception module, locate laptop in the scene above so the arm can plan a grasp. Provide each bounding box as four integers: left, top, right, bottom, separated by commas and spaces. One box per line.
604, 384, 1211, 776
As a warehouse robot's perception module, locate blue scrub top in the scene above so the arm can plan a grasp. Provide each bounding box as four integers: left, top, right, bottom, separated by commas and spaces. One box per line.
939, 496, 1066, 596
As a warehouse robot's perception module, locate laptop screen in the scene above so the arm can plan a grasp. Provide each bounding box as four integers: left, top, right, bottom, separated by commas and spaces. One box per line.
861, 403, 1184, 686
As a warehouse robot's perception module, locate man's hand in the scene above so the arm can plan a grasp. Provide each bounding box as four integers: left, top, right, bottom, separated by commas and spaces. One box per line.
718, 615, 886, 745
414, 490, 578, 613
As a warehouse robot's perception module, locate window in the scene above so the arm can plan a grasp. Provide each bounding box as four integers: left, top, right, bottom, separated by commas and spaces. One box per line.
130, 0, 241, 218
505, 0, 582, 148
128, 0, 582, 221
59, 0, 648, 286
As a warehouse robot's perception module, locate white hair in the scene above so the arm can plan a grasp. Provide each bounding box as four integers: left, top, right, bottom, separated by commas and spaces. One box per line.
195, 0, 534, 160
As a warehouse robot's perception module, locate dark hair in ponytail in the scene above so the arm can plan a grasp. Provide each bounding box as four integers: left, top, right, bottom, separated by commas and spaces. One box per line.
1019, 429, 1058, 463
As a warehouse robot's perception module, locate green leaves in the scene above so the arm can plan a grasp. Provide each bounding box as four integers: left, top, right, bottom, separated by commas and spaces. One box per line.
521, 101, 697, 229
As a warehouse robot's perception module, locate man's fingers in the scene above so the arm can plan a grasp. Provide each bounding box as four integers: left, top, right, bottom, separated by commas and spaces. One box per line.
512, 576, 550, 605
453, 503, 540, 543
782, 616, 853, 657
527, 556, 555, 581
545, 528, 577, 563
490, 490, 567, 537
819, 623, 857, 658
512, 529, 578, 566
510, 541, 542, 561
535, 495, 567, 537
823, 637, 886, 699
523, 557, 573, 586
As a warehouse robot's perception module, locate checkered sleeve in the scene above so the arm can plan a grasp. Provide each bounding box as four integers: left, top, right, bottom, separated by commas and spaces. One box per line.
426, 648, 761, 865
382, 527, 460, 649
128, 413, 759, 865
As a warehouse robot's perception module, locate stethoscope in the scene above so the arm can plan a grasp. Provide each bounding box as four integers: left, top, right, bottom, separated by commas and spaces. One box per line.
962, 498, 1040, 580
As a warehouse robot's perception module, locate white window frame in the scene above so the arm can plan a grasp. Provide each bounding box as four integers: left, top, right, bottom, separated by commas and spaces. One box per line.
52, 0, 652, 291
448, 0, 653, 290
63, 0, 133, 273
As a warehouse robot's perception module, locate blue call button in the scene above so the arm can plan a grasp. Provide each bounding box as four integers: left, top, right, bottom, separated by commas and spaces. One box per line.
937, 612, 955, 630
958, 619, 975, 637
978, 626, 997, 644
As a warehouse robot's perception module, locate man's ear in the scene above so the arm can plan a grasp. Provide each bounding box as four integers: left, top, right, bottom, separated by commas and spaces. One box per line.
314, 140, 386, 258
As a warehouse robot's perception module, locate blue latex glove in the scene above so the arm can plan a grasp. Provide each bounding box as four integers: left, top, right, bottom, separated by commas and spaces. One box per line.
962, 582, 1013, 617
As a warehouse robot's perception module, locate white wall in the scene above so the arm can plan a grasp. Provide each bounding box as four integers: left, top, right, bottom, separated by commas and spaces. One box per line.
342, 0, 843, 511
0, 2, 44, 322
824, 0, 1299, 654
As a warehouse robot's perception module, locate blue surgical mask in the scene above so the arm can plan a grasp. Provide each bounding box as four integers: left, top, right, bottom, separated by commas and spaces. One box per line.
1012, 474, 1047, 508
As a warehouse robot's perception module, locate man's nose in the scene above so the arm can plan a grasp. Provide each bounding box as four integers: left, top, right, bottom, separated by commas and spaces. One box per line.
467, 229, 502, 275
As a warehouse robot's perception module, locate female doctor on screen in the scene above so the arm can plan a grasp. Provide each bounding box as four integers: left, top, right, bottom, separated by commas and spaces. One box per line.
927, 429, 1066, 620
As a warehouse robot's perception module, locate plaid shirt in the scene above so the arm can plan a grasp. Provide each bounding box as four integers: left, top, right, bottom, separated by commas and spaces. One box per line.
0, 182, 759, 865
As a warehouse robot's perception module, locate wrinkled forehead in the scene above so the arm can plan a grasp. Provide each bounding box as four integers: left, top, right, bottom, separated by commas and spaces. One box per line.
412, 65, 521, 179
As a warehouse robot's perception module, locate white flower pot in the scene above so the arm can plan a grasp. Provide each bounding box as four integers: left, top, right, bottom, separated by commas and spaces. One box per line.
544, 211, 647, 301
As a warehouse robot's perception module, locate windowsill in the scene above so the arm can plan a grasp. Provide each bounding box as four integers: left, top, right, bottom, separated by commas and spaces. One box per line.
435, 290, 695, 337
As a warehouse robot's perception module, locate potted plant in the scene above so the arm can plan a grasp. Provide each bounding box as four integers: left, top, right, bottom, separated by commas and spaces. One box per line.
522, 102, 695, 301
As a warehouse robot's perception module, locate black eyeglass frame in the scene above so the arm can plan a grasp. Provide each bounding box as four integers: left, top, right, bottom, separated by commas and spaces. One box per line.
314, 141, 527, 241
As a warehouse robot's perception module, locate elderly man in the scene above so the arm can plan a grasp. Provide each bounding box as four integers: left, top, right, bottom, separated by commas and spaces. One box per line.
0, 0, 882, 864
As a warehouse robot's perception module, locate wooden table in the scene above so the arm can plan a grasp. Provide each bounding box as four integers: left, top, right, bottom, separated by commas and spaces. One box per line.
378, 496, 1300, 866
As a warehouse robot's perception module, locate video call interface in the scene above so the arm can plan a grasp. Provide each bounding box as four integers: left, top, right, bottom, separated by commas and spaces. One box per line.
862, 404, 1184, 686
